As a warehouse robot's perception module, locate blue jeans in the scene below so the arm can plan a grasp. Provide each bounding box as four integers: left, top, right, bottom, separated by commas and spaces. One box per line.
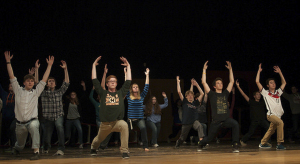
65, 119, 83, 144
128, 119, 148, 149
15, 119, 40, 151
44, 116, 65, 151
146, 121, 161, 145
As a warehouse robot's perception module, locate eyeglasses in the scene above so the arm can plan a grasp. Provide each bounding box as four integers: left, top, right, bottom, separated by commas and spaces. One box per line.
108, 80, 117, 83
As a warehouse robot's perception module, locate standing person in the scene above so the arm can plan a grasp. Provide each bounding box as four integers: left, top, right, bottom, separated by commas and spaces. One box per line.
198, 61, 239, 153
175, 77, 205, 151
40, 60, 70, 155
144, 92, 168, 147
90, 56, 131, 159
256, 64, 286, 150
167, 92, 182, 143
236, 80, 270, 146
282, 85, 300, 142
197, 94, 208, 137
5, 51, 54, 160
126, 68, 150, 151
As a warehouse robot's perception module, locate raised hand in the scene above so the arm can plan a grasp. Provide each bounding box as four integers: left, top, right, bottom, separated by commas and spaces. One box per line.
145, 68, 150, 75
258, 63, 263, 72
203, 61, 208, 70
162, 92, 167, 98
60, 60, 67, 69
104, 64, 108, 73
225, 61, 232, 70
4, 51, 13, 62
192, 78, 199, 86
29, 67, 35, 75
176, 76, 180, 83
120, 56, 129, 67
236, 79, 240, 86
46, 56, 54, 65
81, 81, 85, 87
93, 56, 102, 66
35, 59, 40, 68
273, 66, 281, 74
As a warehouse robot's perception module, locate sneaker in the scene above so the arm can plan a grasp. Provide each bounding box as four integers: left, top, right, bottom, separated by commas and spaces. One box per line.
175, 140, 181, 148
197, 142, 204, 152
153, 144, 159, 148
167, 138, 171, 143
90, 149, 97, 156
54, 150, 64, 155
30, 152, 40, 160
216, 137, 220, 144
12, 148, 20, 156
79, 144, 83, 149
122, 153, 130, 159
276, 144, 286, 150
240, 140, 247, 147
42, 149, 48, 154
232, 143, 239, 153
259, 143, 271, 149
139, 141, 143, 146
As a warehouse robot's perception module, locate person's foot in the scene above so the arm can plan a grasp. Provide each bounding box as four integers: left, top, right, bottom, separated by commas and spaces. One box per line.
122, 153, 130, 159
175, 140, 181, 148
259, 143, 271, 149
30, 152, 40, 160
12, 148, 20, 156
276, 144, 286, 150
197, 142, 204, 152
79, 144, 83, 149
216, 137, 220, 144
90, 149, 97, 156
240, 140, 247, 147
153, 144, 159, 148
42, 149, 48, 154
232, 143, 239, 153
139, 141, 143, 146
144, 148, 150, 151
54, 150, 64, 155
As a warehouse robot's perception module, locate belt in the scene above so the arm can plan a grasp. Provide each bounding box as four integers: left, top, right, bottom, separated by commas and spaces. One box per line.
16, 118, 37, 124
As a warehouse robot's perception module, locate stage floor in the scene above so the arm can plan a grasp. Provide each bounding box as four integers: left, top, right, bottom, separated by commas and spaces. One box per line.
1, 140, 300, 164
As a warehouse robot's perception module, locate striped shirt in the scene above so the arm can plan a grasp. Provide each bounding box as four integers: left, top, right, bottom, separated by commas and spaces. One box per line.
260, 88, 284, 118
127, 84, 149, 119
41, 82, 70, 121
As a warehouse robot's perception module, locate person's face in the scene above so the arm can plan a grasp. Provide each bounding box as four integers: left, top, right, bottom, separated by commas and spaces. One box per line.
186, 93, 194, 102
70, 92, 77, 99
152, 97, 157, 105
23, 79, 35, 90
132, 84, 139, 93
47, 79, 56, 89
291, 87, 298, 94
267, 80, 276, 90
254, 92, 261, 100
214, 80, 223, 90
106, 78, 117, 89
8, 84, 13, 92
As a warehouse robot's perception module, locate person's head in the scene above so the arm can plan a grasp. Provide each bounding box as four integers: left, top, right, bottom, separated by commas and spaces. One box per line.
23, 74, 35, 90
152, 96, 157, 105
253, 91, 261, 101
129, 83, 141, 99
68, 91, 79, 105
266, 78, 276, 90
145, 95, 161, 116
291, 86, 298, 94
47, 77, 56, 89
106, 75, 118, 89
185, 90, 194, 102
194, 93, 200, 100
70, 92, 77, 99
8, 83, 13, 92
212, 77, 223, 91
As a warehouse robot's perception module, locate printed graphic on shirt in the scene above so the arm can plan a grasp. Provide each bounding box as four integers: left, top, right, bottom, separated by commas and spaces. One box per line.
217, 96, 228, 114
187, 103, 197, 109
268, 92, 280, 103
106, 94, 120, 106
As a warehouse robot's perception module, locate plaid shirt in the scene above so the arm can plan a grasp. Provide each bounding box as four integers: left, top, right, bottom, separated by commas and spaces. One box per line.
41, 82, 70, 121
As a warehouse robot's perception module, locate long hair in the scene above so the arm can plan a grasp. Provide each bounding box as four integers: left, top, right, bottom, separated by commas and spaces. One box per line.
67, 92, 79, 105
129, 83, 141, 100
145, 96, 161, 116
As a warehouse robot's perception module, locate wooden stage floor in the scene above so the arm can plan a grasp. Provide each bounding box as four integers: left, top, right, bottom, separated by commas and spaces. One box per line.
1, 140, 300, 164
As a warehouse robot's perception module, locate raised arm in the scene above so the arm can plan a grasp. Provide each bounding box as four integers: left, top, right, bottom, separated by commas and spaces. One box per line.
91, 56, 102, 79
176, 76, 184, 101
203, 93, 208, 103
101, 64, 108, 90
190, 79, 194, 92
201, 61, 210, 94
120, 57, 131, 80
236, 79, 249, 102
225, 61, 234, 93
255, 63, 263, 92
4, 51, 15, 79
194, 79, 204, 102
273, 66, 286, 91
160, 92, 169, 109
41, 56, 54, 83
145, 68, 150, 84
35, 59, 40, 83
81, 81, 86, 91
60, 60, 70, 83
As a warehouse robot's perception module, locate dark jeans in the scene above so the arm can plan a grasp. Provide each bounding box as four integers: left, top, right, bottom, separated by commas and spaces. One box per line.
128, 119, 148, 149
178, 120, 204, 142
65, 119, 83, 144
200, 118, 239, 146
39, 120, 46, 148
1, 119, 16, 148
44, 116, 65, 151
241, 119, 269, 143
146, 121, 161, 145
168, 124, 182, 139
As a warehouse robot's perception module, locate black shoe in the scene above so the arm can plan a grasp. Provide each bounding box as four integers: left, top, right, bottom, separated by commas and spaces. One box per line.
90, 149, 97, 156
12, 148, 20, 156
232, 143, 239, 153
197, 141, 205, 151
175, 140, 181, 148
122, 153, 130, 159
30, 152, 40, 160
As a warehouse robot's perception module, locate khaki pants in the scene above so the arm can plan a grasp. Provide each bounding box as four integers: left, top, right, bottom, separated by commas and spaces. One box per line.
91, 120, 128, 153
261, 115, 284, 144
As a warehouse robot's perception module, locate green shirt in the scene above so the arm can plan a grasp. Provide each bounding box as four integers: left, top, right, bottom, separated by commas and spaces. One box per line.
92, 79, 131, 122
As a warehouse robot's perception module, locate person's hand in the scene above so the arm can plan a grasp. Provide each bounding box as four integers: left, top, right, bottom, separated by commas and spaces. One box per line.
236, 79, 240, 86
273, 66, 281, 74
258, 63, 263, 72
93, 56, 102, 66
46, 56, 54, 66
4, 51, 13, 62
145, 68, 150, 76
120, 56, 129, 67
176, 76, 180, 83
225, 61, 232, 70
162, 92, 167, 98
81, 81, 85, 87
29, 67, 35, 75
104, 64, 108, 73
35, 59, 40, 68
192, 78, 199, 86
203, 61, 208, 70
60, 60, 67, 69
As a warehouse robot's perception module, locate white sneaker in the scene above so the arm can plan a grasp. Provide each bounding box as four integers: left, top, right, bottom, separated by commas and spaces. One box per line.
153, 144, 159, 148
54, 150, 64, 155
79, 144, 83, 148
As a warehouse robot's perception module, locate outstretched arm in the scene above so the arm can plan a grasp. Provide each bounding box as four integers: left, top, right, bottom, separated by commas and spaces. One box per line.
225, 61, 234, 93
190, 79, 194, 92
176, 76, 184, 101
255, 63, 263, 92
35, 59, 40, 83
274, 66, 286, 91
201, 61, 210, 94
145, 68, 150, 84
41, 56, 54, 83
193, 79, 204, 102
91, 56, 102, 79
60, 60, 70, 83
4, 51, 15, 79
101, 64, 108, 90
203, 93, 208, 103
120, 57, 131, 80
236, 79, 249, 102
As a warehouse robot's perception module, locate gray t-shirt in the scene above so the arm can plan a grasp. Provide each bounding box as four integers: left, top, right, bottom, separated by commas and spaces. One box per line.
282, 92, 300, 114
67, 103, 80, 119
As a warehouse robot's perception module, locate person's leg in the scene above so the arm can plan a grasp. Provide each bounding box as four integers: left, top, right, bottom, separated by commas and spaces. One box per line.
14, 123, 28, 152
261, 120, 276, 145
137, 119, 148, 149
43, 119, 54, 151
218, 128, 230, 139
146, 120, 157, 145
266, 115, 284, 144
241, 120, 260, 143
73, 119, 83, 145
176, 124, 193, 146
64, 120, 72, 142
222, 118, 239, 145
200, 121, 222, 146
9, 119, 17, 149
27, 120, 40, 151
156, 122, 161, 144
54, 116, 65, 151
193, 121, 204, 140
91, 122, 113, 150
200, 123, 207, 136
112, 120, 129, 153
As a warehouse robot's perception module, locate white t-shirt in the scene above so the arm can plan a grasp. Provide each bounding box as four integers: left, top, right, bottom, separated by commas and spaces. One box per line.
260, 88, 284, 118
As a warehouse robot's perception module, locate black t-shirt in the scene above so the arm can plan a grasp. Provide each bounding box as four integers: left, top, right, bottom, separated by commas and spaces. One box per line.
197, 102, 207, 124
249, 99, 267, 121
181, 98, 200, 124
208, 90, 230, 121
